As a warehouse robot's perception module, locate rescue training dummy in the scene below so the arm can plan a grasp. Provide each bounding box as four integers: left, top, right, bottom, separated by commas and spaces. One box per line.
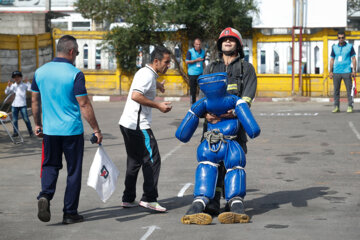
175, 72, 260, 224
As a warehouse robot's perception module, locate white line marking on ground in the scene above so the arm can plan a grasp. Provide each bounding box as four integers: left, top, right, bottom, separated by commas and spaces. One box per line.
164, 97, 181, 102
272, 97, 293, 102
140, 226, 161, 240
259, 112, 319, 116
349, 121, 360, 141
310, 98, 330, 103
162, 143, 184, 163
177, 183, 193, 197
92, 96, 110, 102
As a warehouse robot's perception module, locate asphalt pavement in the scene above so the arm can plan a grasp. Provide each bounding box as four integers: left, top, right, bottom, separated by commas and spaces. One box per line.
0, 100, 359, 240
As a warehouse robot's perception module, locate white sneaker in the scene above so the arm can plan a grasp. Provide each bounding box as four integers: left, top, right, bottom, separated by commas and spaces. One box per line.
139, 201, 167, 212
121, 201, 138, 208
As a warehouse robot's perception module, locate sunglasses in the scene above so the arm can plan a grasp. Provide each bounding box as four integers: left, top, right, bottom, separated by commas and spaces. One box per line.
338, 36, 345, 39
72, 49, 79, 56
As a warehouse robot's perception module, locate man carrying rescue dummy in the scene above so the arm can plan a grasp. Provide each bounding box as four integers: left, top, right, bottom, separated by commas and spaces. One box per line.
175, 72, 260, 225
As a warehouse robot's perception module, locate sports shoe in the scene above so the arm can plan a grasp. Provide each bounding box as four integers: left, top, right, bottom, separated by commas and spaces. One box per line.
332, 106, 340, 113
139, 201, 167, 212
181, 200, 212, 225
347, 106, 353, 113
62, 213, 84, 224
37, 197, 51, 222
12, 133, 18, 137
218, 198, 249, 224
121, 201, 138, 208
204, 191, 221, 216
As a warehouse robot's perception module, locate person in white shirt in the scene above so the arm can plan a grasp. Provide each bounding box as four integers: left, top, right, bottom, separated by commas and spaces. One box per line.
119, 46, 172, 212
5, 71, 33, 137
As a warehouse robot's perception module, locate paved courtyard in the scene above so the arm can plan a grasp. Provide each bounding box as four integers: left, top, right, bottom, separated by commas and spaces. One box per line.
1, 100, 359, 240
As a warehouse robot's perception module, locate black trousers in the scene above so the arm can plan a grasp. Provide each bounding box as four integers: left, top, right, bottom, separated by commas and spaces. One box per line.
38, 134, 84, 214
120, 125, 161, 202
189, 74, 200, 104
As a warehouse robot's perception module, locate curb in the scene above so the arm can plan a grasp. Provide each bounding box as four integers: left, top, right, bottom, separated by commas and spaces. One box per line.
91, 95, 360, 103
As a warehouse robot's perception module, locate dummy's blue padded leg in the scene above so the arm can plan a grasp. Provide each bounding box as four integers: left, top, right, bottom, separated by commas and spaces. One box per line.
224, 167, 246, 201
193, 162, 218, 199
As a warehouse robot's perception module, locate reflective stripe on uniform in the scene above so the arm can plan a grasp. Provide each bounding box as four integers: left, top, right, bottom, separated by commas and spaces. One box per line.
242, 96, 252, 103
227, 84, 237, 91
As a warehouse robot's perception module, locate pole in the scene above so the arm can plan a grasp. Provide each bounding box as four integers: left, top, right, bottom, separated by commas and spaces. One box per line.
299, 0, 303, 96
17, 35, 21, 71
292, 28, 295, 95
291, 0, 296, 95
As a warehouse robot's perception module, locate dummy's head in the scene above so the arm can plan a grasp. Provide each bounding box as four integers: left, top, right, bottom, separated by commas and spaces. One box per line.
198, 72, 228, 99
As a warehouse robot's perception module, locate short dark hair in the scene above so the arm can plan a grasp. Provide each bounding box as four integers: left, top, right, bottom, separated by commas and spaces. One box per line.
337, 30, 345, 36
150, 46, 171, 63
57, 35, 78, 54
11, 71, 22, 78
193, 38, 201, 45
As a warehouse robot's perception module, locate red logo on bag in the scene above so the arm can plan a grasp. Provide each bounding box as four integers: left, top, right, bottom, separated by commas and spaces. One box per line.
100, 165, 109, 179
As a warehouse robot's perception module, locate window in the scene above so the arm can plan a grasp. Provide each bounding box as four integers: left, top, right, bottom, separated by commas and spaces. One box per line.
51, 21, 68, 30
174, 45, 181, 63
274, 51, 279, 74
314, 46, 320, 74
95, 48, 101, 69
83, 44, 88, 69
260, 50, 266, 74
244, 49, 249, 62
72, 21, 91, 31
287, 46, 292, 74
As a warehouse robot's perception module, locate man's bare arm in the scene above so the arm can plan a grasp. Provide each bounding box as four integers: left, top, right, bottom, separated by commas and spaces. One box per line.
76, 95, 103, 144
329, 58, 334, 79
352, 56, 357, 77
132, 91, 172, 113
31, 92, 43, 137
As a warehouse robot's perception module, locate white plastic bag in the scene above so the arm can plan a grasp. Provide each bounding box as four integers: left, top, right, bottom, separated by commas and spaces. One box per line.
87, 145, 120, 203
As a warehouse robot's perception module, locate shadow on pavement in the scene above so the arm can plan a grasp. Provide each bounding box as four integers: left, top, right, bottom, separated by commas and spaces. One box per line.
246, 186, 330, 217
78, 195, 193, 223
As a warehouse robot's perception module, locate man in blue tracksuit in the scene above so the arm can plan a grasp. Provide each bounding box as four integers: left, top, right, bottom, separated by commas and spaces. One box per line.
32, 35, 103, 224
329, 30, 357, 113
186, 38, 205, 104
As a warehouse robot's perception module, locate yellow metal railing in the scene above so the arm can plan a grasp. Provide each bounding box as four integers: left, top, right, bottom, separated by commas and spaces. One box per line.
252, 29, 360, 97
2, 28, 360, 100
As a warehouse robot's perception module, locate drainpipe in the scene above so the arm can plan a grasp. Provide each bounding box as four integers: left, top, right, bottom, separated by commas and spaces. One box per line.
17, 35, 21, 71
299, 0, 303, 96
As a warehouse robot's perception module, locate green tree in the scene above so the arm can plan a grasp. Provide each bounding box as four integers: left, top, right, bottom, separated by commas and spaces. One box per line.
163, 0, 257, 41
75, 0, 258, 74
75, 0, 167, 73
348, 0, 360, 15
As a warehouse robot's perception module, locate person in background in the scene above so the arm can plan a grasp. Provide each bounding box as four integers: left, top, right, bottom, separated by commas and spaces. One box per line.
5, 71, 34, 137
32, 35, 103, 224
329, 30, 357, 113
119, 46, 172, 212
186, 38, 205, 104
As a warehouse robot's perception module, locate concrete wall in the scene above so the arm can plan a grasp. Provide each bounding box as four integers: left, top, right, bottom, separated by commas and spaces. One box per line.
0, 47, 52, 82
0, 32, 53, 100
0, 13, 46, 35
